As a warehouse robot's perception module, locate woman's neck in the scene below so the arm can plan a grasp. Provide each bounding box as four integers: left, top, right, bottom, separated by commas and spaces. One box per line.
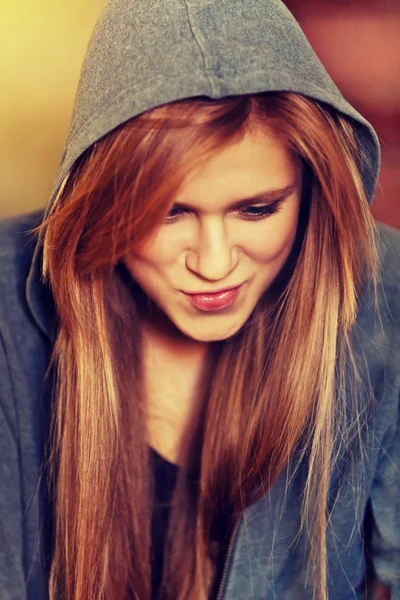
140, 319, 214, 469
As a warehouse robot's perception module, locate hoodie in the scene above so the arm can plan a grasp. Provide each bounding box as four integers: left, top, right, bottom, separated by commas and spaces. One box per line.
0, 0, 399, 599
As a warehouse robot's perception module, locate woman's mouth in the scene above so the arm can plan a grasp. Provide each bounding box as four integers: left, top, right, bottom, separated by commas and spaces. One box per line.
183, 284, 243, 311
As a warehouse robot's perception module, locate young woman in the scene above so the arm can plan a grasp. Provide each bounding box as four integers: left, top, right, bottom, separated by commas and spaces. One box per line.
0, 1, 399, 599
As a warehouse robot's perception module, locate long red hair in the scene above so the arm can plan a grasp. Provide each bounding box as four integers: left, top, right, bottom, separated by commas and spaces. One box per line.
29, 91, 380, 599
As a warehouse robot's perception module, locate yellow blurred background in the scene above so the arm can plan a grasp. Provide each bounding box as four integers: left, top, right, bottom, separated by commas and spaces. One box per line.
1, 0, 399, 229
0, 0, 107, 217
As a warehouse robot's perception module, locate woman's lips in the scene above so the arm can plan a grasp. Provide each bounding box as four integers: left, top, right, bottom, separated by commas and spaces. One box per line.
183, 284, 242, 311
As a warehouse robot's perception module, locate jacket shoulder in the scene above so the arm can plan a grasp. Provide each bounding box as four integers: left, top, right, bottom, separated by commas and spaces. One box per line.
0, 210, 47, 333
0, 209, 45, 256
375, 221, 400, 287
371, 222, 400, 327
0, 209, 45, 296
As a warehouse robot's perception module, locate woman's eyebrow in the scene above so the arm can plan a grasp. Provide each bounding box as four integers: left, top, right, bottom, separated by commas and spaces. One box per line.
231, 183, 298, 206
176, 183, 297, 210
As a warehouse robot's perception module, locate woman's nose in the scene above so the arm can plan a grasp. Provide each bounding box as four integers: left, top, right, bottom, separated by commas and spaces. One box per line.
185, 221, 239, 280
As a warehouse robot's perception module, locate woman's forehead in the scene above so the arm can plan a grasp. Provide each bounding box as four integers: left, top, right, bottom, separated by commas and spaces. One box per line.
178, 131, 300, 201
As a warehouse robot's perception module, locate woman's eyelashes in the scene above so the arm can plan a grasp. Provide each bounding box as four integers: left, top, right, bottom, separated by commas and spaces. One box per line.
238, 200, 284, 220
164, 198, 284, 223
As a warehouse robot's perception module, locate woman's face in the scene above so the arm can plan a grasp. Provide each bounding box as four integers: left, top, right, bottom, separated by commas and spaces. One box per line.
123, 128, 302, 343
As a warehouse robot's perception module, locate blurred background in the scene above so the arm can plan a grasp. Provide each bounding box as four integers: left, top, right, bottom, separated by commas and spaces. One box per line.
0, 0, 399, 229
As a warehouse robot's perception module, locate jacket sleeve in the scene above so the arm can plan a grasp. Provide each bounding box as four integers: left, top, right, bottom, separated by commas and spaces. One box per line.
0, 333, 27, 600
368, 390, 400, 600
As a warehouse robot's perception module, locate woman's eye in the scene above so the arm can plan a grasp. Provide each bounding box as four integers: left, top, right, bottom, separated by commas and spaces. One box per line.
239, 201, 283, 220
164, 199, 283, 223
165, 206, 188, 221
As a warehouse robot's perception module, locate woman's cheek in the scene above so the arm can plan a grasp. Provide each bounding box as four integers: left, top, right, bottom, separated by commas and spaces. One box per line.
245, 220, 298, 264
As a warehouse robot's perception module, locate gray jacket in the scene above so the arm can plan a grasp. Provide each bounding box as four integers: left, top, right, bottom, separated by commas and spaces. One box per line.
0, 1, 399, 598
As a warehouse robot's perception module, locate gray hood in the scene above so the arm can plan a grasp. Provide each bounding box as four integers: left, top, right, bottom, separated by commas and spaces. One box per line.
27, 0, 381, 339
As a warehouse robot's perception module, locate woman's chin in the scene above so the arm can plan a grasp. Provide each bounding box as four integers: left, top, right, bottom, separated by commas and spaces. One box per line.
176, 321, 243, 344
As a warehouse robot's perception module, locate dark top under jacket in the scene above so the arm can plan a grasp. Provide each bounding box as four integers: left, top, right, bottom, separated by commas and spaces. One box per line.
150, 447, 229, 600
150, 447, 179, 599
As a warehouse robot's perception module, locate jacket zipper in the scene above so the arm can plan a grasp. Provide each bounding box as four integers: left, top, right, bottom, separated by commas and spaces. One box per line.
215, 518, 241, 600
